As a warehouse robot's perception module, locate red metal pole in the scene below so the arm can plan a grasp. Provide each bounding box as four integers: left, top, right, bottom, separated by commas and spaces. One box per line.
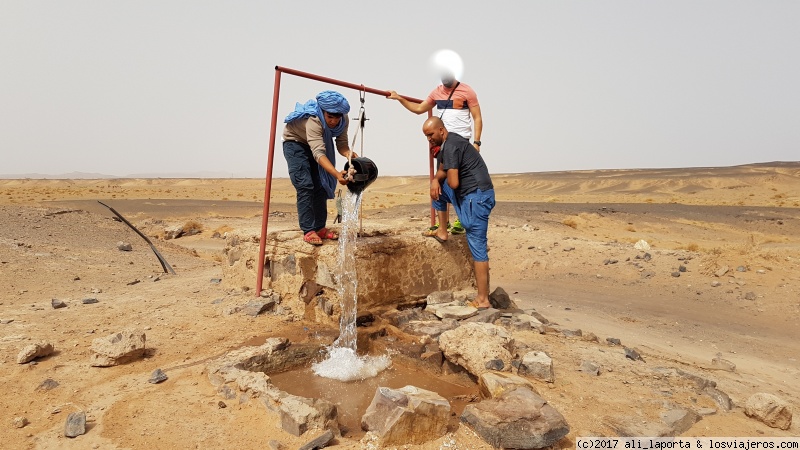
428, 110, 436, 226
276, 66, 424, 104
255, 68, 282, 295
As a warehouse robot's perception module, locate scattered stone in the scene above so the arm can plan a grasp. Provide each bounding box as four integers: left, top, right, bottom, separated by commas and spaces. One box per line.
661, 408, 701, 435
210, 278, 222, 284
744, 393, 792, 430
697, 407, 717, 416
603, 259, 619, 265
461, 387, 569, 449
624, 347, 644, 362
606, 337, 621, 346
679, 265, 687, 272
81, 298, 98, 304
298, 429, 334, 450
241, 299, 276, 316
479, 372, 537, 399
671, 271, 681, 278
488, 287, 517, 310
400, 319, 458, 339
711, 353, 736, 372
383, 308, 437, 327
579, 360, 601, 376
1, 319, 13, 324
643, 252, 652, 261
439, 323, 514, 377
641, 270, 656, 279
361, 385, 450, 446
561, 328, 582, 337
36, 378, 59, 391
149, 368, 168, 384
744, 292, 757, 301
276, 395, 338, 436
64, 411, 87, 438
518, 351, 554, 383
267, 439, 284, 450
563, 246, 575, 252
117, 241, 132, 251
127, 279, 140, 286
581, 332, 599, 342
736, 265, 747, 272
90, 328, 146, 367
485, 359, 504, 371
529, 310, 550, 324
218, 401, 227, 408
756, 269, 766, 274
427, 303, 478, 320
12, 416, 29, 428
17, 340, 54, 364
426, 290, 453, 305
462, 308, 502, 324
711, 280, 722, 287
51, 298, 67, 309
715, 265, 729, 277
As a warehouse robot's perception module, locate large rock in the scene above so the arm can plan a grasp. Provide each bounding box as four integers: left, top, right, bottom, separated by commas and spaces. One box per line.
426, 291, 454, 305
277, 395, 338, 437
90, 329, 146, 367
361, 385, 450, 446
518, 351, 555, 383
744, 393, 792, 430
461, 387, 569, 449
384, 308, 437, 327
17, 341, 54, 364
439, 323, 514, 377
479, 372, 537, 399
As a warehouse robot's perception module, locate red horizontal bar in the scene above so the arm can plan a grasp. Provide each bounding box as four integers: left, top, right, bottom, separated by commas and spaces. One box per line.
276, 66, 425, 104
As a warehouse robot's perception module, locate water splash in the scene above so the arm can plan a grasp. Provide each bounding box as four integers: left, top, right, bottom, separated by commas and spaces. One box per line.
312, 189, 391, 381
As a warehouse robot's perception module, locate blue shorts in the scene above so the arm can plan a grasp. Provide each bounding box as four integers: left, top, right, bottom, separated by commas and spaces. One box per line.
432, 184, 495, 262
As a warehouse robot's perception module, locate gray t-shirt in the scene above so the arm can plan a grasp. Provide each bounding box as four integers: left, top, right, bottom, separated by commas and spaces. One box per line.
437, 133, 493, 199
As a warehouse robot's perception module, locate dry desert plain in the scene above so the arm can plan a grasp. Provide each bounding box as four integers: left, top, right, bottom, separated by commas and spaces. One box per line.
1, 162, 799, 448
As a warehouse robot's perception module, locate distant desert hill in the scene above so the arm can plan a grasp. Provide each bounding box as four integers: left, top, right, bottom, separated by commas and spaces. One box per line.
0, 162, 798, 208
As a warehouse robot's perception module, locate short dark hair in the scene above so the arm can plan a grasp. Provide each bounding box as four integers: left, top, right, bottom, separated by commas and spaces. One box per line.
323, 111, 343, 118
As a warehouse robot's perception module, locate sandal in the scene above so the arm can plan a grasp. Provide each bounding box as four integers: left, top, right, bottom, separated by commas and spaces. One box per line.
422, 228, 445, 237
449, 220, 465, 235
303, 230, 323, 246
317, 228, 338, 240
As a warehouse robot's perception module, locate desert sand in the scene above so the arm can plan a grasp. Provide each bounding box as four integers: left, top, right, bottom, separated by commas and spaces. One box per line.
1, 162, 799, 448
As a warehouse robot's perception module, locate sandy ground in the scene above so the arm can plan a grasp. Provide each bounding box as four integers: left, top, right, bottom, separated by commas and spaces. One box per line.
1, 162, 799, 449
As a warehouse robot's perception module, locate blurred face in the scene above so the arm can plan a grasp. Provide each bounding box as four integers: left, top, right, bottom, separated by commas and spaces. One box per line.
323, 111, 343, 128
440, 71, 456, 88
423, 122, 445, 146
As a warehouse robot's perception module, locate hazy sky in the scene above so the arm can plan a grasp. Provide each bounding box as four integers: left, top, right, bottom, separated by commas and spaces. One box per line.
2, 1, 798, 178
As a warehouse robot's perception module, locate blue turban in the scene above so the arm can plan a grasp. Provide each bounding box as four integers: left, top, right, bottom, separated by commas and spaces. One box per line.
284, 91, 350, 199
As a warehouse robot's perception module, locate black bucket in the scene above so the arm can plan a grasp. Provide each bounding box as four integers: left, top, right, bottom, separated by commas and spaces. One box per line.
344, 157, 379, 193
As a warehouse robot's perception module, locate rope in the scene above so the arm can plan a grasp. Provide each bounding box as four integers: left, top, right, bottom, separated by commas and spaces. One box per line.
346, 86, 368, 180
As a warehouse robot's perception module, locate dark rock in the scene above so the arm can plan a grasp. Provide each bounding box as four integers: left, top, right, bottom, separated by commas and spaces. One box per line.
298, 429, 334, 450
64, 411, 87, 438
420, 351, 444, 368
242, 299, 276, 316
606, 337, 621, 346
384, 308, 437, 327
529, 311, 550, 324
624, 347, 644, 362
643, 253, 652, 262
671, 271, 681, 278
81, 298, 98, 304
318, 297, 334, 316
461, 387, 569, 449
463, 308, 502, 324
210, 278, 222, 284
679, 265, 687, 272
36, 378, 59, 391
51, 298, 67, 309
488, 287, 516, 310
485, 359, 504, 371
218, 401, 227, 408
641, 270, 656, 279
744, 292, 757, 301
148, 368, 168, 384
562, 328, 582, 337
